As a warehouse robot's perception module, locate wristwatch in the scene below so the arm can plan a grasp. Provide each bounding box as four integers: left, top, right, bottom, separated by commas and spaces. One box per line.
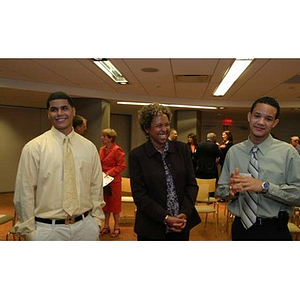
261, 181, 269, 194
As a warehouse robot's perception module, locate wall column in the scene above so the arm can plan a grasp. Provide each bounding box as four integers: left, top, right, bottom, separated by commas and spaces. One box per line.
73, 98, 110, 149
173, 110, 202, 143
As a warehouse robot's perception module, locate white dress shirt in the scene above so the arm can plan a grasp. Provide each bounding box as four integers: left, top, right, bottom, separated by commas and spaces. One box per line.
14, 126, 105, 236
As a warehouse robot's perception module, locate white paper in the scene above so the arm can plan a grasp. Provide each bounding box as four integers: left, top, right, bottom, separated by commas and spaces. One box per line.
103, 172, 114, 187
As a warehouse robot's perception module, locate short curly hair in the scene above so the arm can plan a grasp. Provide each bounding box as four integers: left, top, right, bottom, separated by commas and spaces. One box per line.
138, 103, 172, 135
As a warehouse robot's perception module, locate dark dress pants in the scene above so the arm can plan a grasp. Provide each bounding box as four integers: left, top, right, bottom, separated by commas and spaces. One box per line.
232, 217, 292, 241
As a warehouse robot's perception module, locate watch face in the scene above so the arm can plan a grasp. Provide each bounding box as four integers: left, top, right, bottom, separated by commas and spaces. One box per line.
262, 182, 269, 192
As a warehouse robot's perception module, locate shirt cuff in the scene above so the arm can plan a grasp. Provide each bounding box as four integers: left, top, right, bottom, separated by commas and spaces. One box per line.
14, 217, 35, 236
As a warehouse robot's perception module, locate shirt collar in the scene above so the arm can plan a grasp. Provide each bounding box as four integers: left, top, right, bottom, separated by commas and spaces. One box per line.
50, 126, 75, 144
145, 139, 172, 157
245, 134, 273, 156
151, 140, 169, 153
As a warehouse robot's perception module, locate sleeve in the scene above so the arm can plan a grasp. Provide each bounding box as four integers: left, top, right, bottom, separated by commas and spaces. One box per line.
265, 149, 300, 207
13, 144, 39, 236
129, 149, 168, 224
179, 143, 199, 218
215, 150, 233, 200
90, 146, 106, 225
107, 146, 127, 177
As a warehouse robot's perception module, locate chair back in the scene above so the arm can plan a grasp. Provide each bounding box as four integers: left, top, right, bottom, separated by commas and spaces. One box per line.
121, 177, 132, 195
196, 183, 210, 202
196, 178, 216, 194
0, 214, 14, 225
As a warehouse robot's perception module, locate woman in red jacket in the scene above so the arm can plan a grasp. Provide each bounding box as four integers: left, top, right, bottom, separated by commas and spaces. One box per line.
99, 128, 126, 237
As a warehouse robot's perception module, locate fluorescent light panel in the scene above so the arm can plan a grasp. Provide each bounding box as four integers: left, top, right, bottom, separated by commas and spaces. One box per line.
117, 101, 217, 110
93, 59, 128, 84
213, 59, 253, 96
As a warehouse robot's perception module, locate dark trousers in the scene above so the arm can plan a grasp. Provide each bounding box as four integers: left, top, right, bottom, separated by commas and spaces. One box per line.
137, 230, 190, 241
232, 217, 292, 241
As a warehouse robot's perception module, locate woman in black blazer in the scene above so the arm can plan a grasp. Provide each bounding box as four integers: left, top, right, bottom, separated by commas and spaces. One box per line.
129, 103, 201, 241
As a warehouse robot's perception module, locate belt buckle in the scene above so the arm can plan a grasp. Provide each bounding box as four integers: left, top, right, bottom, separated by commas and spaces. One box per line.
256, 217, 263, 225
65, 215, 75, 225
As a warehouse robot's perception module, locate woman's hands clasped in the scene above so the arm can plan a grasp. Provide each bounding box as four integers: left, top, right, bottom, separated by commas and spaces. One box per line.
165, 213, 187, 233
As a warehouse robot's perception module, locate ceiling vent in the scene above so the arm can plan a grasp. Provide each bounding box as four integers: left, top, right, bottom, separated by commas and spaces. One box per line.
284, 75, 300, 84
175, 74, 211, 83
141, 67, 159, 73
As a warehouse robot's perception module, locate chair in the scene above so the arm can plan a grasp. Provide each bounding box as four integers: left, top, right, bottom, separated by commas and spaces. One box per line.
195, 183, 218, 236
0, 214, 14, 240
6, 226, 22, 241
121, 177, 134, 203
120, 177, 136, 221
0, 214, 14, 226
1, 211, 21, 241
195, 178, 220, 214
196, 178, 217, 195
288, 207, 300, 240
224, 203, 234, 234
5, 211, 22, 241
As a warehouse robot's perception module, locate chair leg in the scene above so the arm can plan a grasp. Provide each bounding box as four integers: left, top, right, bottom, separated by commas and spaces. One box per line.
204, 213, 208, 228
5, 232, 12, 241
225, 206, 233, 233
215, 212, 218, 237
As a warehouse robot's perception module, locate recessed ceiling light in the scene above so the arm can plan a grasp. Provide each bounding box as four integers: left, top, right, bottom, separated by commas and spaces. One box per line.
117, 101, 217, 110
213, 59, 253, 96
92, 58, 129, 84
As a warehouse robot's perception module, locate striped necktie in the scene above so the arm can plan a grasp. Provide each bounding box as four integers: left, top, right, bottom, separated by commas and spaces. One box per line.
241, 146, 259, 229
62, 136, 79, 216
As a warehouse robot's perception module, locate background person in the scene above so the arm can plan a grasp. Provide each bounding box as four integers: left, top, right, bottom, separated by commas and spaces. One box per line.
216, 97, 300, 241
290, 135, 300, 154
195, 132, 220, 180
73, 115, 88, 135
168, 128, 178, 141
13, 91, 105, 241
129, 103, 201, 241
99, 128, 126, 238
219, 130, 234, 168
187, 132, 198, 174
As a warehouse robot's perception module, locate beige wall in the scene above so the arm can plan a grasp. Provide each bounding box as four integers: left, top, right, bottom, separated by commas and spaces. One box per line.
0, 106, 50, 192
73, 98, 110, 149
110, 114, 131, 177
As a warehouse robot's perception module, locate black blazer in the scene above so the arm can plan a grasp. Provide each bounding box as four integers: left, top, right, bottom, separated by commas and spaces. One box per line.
129, 140, 201, 240
195, 140, 220, 179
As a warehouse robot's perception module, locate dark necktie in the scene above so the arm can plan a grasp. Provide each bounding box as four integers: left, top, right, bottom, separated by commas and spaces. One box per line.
241, 146, 259, 229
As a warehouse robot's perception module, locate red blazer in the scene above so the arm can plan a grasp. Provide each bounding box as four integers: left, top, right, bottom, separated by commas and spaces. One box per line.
99, 143, 126, 184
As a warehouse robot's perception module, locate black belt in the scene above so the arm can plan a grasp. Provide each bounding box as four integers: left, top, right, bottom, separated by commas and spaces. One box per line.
35, 211, 89, 225
236, 216, 278, 226
254, 217, 278, 226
